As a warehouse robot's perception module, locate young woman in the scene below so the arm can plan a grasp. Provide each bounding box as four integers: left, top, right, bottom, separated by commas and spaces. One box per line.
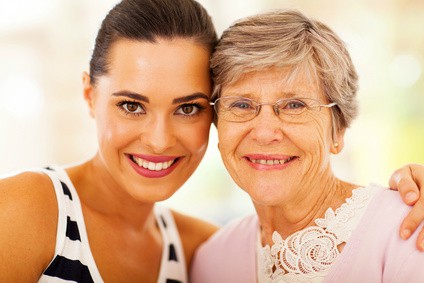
0, 0, 423, 282
0, 0, 217, 282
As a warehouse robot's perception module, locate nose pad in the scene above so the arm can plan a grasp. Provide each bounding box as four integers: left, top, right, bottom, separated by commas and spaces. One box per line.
255, 103, 280, 120
272, 104, 280, 117
250, 105, 284, 144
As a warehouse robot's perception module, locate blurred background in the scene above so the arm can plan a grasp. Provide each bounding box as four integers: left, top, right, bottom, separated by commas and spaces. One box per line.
1, 0, 423, 225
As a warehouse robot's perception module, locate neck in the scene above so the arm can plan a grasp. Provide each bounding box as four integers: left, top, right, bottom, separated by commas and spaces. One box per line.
255, 173, 355, 246
66, 156, 156, 231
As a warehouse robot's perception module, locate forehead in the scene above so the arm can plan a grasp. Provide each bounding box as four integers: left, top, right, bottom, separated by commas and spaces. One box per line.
99, 38, 212, 99
222, 66, 322, 99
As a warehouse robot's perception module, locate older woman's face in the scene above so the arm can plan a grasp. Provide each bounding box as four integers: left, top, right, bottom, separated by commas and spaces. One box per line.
217, 67, 341, 206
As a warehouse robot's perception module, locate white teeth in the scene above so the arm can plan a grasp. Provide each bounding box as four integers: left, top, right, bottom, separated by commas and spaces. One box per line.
155, 162, 163, 171
250, 157, 295, 165
148, 162, 155, 170
132, 156, 175, 171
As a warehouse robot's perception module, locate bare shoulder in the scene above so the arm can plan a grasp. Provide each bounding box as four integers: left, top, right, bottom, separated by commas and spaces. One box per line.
0, 171, 57, 280
172, 210, 219, 240
171, 210, 219, 267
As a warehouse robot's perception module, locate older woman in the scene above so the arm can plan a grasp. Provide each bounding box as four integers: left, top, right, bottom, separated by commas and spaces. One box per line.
191, 10, 424, 283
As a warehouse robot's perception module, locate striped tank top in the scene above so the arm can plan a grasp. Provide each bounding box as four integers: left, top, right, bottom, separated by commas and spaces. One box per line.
38, 166, 187, 283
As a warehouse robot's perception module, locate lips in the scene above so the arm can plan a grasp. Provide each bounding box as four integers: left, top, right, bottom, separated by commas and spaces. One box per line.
126, 154, 181, 178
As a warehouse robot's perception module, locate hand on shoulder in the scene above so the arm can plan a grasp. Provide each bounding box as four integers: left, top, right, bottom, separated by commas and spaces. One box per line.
0, 171, 57, 281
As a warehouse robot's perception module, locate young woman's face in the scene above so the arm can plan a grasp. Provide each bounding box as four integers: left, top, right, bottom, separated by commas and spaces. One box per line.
84, 38, 213, 202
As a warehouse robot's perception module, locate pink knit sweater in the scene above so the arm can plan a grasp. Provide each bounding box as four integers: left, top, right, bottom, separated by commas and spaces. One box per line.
191, 185, 424, 283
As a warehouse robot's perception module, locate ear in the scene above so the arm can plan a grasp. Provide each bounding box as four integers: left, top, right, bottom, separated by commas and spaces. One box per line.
330, 127, 346, 154
82, 72, 95, 118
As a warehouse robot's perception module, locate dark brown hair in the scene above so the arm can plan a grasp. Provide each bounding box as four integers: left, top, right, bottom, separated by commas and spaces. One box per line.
89, 0, 217, 85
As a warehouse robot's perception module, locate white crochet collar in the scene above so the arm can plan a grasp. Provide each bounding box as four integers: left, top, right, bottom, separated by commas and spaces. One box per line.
257, 185, 376, 283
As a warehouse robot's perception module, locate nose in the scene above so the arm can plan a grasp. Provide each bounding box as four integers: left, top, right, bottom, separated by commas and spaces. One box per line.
250, 105, 284, 144
140, 115, 177, 153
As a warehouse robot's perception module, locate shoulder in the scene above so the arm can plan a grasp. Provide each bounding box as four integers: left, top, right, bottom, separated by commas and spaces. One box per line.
172, 209, 219, 241
0, 170, 57, 280
353, 183, 412, 238
205, 214, 259, 246
365, 183, 411, 220
190, 214, 258, 283
170, 210, 219, 267
0, 170, 57, 214
325, 183, 424, 282
0, 170, 57, 211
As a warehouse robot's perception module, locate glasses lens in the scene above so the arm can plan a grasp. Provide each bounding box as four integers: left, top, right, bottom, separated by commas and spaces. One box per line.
277, 99, 308, 115
276, 98, 322, 123
218, 97, 256, 122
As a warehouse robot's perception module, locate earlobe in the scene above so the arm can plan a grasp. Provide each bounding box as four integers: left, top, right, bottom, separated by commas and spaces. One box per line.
82, 72, 95, 118
330, 128, 346, 154
330, 141, 342, 154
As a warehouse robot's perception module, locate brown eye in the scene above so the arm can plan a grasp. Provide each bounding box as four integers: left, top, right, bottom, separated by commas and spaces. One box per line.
181, 105, 194, 114
175, 103, 204, 117
117, 101, 145, 115
126, 102, 139, 112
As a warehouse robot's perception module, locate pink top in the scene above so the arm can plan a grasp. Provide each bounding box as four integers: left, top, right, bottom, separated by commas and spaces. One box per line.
190, 185, 424, 283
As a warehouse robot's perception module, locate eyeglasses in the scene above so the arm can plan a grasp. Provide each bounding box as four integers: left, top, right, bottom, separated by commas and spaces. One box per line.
210, 96, 337, 123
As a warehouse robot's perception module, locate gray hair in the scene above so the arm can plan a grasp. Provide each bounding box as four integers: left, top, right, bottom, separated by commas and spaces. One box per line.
211, 9, 358, 132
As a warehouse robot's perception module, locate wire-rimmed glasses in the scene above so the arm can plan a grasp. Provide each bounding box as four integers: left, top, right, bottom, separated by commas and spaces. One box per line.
210, 96, 337, 123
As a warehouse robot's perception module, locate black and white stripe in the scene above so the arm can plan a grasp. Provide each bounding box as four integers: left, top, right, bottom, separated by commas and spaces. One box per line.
38, 167, 187, 283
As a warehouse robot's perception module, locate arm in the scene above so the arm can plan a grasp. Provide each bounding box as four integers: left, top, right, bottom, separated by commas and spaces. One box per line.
0, 172, 57, 280
389, 164, 424, 249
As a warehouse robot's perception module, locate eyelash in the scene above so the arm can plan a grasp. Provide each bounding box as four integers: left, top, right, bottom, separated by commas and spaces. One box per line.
116, 100, 145, 117
115, 100, 207, 118
175, 103, 207, 118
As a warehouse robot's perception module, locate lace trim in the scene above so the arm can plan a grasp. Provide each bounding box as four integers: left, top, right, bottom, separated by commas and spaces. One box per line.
259, 186, 371, 282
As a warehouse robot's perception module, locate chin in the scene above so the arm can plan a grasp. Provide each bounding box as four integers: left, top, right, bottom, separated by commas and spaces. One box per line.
246, 184, 289, 206
128, 184, 179, 203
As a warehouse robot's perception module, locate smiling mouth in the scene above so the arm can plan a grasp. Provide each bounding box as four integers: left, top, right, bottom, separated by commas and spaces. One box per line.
247, 156, 298, 165
130, 155, 178, 171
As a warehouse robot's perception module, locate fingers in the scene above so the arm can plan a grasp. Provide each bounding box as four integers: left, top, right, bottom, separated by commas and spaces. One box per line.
417, 228, 424, 252
392, 163, 424, 249
389, 165, 420, 205
400, 197, 424, 250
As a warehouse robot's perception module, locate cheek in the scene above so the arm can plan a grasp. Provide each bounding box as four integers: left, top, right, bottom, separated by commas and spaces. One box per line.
216, 122, 233, 153
293, 119, 331, 153
216, 121, 244, 168
95, 110, 139, 152
179, 119, 212, 155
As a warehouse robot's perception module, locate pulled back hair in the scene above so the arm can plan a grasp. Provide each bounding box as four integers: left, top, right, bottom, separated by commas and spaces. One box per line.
89, 0, 217, 85
211, 10, 358, 132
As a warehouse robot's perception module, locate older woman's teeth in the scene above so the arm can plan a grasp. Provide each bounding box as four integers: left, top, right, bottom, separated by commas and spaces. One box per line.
132, 156, 174, 171
250, 157, 295, 165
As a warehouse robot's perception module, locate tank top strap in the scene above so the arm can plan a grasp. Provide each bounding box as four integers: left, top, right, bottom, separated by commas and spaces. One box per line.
38, 166, 103, 283
154, 205, 188, 283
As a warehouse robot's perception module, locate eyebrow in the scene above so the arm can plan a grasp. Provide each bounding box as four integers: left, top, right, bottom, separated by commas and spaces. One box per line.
222, 91, 299, 99
112, 91, 149, 102
172, 93, 209, 104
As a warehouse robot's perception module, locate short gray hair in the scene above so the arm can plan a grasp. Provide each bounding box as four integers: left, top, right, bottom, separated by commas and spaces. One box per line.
211, 9, 358, 131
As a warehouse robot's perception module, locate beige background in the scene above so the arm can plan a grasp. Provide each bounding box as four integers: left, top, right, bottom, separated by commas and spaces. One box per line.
1, 0, 423, 223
